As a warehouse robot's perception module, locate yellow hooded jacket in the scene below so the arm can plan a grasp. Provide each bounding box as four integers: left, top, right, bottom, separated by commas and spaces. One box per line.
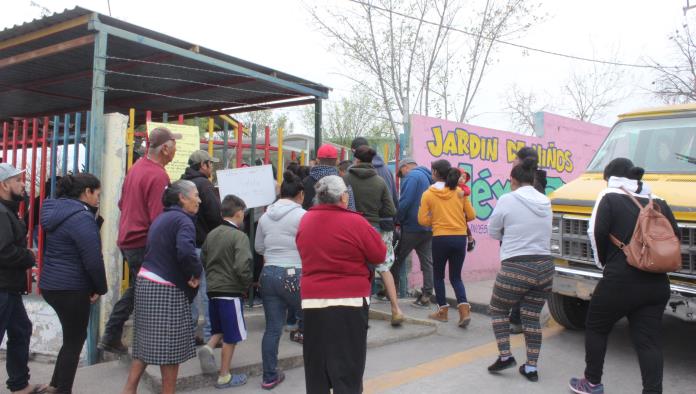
418, 184, 476, 237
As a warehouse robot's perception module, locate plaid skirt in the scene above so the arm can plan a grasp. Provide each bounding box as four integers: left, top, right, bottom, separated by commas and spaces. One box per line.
132, 277, 196, 365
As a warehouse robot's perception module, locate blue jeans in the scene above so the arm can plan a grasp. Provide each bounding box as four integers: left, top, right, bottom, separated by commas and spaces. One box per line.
432, 235, 468, 307
191, 248, 211, 340
0, 292, 32, 392
260, 265, 302, 383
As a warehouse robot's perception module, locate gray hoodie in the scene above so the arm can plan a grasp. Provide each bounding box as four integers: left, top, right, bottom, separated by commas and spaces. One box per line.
488, 186, 552, 261
255, 199, 306, 268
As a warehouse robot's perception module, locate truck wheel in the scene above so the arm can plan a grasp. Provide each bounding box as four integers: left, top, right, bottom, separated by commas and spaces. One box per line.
548, 292, 588, 330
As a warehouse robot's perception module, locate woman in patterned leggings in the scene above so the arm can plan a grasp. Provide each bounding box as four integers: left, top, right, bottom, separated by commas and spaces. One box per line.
486, 157, 553, 382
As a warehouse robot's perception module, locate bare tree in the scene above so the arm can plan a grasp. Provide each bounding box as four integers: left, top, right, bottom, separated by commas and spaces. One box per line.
309, 0, 458, 140
301, 87, 390, 146
504, 84, 547, 134
453, 0, 541, 123
651, 24, 696, 104
562, 60, 626, 122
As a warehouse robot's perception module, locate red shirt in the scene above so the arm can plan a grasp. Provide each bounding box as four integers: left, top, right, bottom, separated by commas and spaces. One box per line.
117, 158, 170, 250
296, 204, 386, 300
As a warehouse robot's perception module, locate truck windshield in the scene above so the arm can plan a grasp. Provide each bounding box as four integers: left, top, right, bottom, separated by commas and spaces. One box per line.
587, 116, 696, 173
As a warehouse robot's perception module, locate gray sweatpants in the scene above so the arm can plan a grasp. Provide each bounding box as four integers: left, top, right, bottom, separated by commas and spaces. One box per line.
391, 231, 434, 296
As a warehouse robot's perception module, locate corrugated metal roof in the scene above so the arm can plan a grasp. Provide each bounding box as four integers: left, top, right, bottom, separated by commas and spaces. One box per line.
0, 7, 330, 120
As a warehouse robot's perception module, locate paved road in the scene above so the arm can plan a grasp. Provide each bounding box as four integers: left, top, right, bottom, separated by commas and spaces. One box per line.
188, 306, 696, 394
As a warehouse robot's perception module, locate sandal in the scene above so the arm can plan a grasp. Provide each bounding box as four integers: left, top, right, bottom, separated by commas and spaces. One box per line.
289, 330, 304, 344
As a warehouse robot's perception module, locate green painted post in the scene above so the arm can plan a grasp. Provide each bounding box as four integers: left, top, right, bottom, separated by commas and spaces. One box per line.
247, 124, 258, 308
314, 99, 322, 157
87, 25, 107, 366
163, 112, 168, 123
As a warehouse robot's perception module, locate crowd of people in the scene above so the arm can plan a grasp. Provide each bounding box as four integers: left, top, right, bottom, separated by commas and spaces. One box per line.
0, 125, 680, 394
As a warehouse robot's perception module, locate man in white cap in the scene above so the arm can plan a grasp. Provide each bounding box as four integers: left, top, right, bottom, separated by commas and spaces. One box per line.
0, 163, 47, 394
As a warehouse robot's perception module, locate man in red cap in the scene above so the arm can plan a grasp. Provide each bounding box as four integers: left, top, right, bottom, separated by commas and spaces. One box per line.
302, 144, 355, 211
99, 127, 181, 354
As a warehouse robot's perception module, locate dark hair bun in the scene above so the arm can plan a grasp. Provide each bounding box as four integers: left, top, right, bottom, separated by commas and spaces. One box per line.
354, 145, 377, 163
521, 156, 538, 171
628, 166, 645, 181
283, 170, 300, 183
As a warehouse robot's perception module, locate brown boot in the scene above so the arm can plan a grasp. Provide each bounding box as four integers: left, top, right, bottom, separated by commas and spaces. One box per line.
457, 303, 471, 328
428, 305, 448, 322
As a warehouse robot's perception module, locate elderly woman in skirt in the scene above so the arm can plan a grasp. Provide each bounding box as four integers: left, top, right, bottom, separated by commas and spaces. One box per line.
121, 180, 202, 394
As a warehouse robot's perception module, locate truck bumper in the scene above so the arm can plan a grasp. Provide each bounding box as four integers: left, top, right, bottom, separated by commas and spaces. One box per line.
553, 266, 696, 321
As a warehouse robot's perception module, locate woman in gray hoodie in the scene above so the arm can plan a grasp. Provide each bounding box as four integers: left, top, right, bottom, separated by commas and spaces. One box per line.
255, 171, 306, 390
486, 157, 553, 382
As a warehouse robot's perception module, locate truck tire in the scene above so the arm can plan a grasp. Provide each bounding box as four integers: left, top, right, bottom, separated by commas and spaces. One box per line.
548, 292, 589, 330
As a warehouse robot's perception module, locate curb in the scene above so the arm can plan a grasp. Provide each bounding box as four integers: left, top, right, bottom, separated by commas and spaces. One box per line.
129, 309, 437, 392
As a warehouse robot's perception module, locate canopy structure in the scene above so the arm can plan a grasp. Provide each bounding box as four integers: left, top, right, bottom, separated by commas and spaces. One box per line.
0, 7, 329, 173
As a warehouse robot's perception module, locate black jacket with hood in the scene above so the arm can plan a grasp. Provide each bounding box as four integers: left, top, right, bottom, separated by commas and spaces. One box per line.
588, 176, 679, 283
0, 199, 34, 293
182, 167, 224, 247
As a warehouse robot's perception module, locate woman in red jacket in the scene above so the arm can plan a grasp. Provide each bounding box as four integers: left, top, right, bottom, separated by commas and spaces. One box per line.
296, 175, 387, 394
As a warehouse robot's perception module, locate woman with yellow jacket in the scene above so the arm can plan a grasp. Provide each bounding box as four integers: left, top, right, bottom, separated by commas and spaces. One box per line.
418, 159, 476, 327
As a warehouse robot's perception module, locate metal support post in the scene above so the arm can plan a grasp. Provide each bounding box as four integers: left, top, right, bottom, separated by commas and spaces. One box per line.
314, 98, 322, 156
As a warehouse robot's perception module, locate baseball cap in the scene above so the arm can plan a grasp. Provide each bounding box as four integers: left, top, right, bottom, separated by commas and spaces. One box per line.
149, 127, 182, 148
188, 150, 220, 165
0, 163, 25, 182
317, 144, 338, 159
398, 157, 417, 169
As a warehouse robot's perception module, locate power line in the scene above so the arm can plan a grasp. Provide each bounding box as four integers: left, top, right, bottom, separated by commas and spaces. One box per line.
347, 0, 670, 69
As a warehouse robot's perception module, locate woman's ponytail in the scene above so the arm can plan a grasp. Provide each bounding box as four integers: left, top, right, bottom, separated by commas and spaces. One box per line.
445, 168, 460, 190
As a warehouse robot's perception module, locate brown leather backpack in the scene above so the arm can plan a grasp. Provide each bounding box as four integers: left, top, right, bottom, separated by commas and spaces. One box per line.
608, 187, 681, 273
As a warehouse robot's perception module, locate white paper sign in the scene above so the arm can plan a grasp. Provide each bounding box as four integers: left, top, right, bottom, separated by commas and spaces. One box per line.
216, 165, 276, 209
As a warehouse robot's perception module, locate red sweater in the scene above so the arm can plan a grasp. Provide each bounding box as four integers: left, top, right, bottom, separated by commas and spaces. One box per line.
297, 204, 386, 300
117, 158, 170, 250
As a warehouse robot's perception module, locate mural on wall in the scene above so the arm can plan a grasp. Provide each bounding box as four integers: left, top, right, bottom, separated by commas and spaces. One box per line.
409, 112, 610, 282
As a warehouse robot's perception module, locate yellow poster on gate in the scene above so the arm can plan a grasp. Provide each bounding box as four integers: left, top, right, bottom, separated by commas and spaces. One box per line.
147, 122, 200, 181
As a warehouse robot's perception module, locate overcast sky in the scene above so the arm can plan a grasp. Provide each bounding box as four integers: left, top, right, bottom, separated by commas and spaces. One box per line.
2, 0, 692, 133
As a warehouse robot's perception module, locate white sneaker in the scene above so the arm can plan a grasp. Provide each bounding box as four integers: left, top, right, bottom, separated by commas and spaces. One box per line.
197, 345, 217, 375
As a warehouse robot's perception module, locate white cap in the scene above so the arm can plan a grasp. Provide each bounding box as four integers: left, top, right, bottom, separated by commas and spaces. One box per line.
0, 163, 24, 182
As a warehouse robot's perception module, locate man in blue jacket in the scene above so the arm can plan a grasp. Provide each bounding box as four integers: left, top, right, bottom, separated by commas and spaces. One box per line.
392, 158, 434, 307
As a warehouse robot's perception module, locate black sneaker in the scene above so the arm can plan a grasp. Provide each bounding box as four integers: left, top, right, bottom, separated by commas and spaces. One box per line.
98, 339, 128, 355
487, 356, 517, 373
412, 295, 431, 308
519, 365, 539, 382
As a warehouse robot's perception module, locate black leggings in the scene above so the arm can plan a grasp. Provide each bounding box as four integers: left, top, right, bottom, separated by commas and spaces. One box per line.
584, 279, 670, 393
42, 290, 92, 394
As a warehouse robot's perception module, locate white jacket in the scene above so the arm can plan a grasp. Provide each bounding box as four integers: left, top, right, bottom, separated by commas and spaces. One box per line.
255, 199, 306, 268
488, 186, 552, 261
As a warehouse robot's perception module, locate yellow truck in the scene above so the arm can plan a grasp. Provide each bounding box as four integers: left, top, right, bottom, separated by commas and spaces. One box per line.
548, 104, 696, 329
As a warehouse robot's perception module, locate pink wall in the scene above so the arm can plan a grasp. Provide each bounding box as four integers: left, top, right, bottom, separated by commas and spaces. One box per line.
407, 112, 610, 285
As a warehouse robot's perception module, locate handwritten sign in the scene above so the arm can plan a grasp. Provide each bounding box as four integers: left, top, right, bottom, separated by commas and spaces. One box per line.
147, 122, 200, 181
216, 165, 276, 208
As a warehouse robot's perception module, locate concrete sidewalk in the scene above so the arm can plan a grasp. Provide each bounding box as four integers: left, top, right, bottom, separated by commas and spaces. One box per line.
5, 279, 510, 393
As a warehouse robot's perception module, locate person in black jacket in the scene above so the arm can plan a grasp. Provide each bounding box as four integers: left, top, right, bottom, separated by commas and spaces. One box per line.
182, 150, 223, 344
0, 163, 47, 394
569, 158, 679, 394
40, 173, 107, 394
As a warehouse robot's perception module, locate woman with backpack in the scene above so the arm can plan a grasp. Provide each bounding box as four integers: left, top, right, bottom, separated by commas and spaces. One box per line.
569, 157, 680, 394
